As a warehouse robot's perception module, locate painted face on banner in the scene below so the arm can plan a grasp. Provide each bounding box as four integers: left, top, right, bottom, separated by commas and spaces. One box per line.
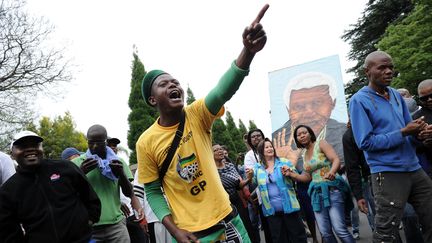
288, 85, 335, 136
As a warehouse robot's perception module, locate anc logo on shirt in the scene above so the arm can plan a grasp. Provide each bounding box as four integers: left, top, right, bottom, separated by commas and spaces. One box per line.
176, 153, 201, 183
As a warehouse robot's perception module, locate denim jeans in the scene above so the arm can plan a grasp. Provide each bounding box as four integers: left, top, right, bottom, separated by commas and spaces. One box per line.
351, 196, 360, 234
314, 190, 355, 243
363, 180, 376, 231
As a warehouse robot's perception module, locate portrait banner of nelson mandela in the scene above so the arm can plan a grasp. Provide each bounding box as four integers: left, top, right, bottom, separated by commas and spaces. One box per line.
268, 55, 348, 169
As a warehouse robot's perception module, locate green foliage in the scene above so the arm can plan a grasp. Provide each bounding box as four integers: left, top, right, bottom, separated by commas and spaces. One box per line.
342, 0, 414, 99
30, 112, 87, 159
238, 119, 248, 139
248, 120, 257, 131
211, 113, 252, 160
186, 86, 196, 105
377, 3, 432, 95
212, 118, 235, 150
224, 111, 246, 158
127, 52, 158, 165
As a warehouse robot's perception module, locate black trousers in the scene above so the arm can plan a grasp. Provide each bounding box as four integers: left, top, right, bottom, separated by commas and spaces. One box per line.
126, 215, 148, 243
230, 194, 259, 243
266, 211, 307, 243
372, 169, 432, 243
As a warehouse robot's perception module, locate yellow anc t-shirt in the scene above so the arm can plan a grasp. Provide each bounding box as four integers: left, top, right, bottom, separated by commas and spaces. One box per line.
136, 98, 231, 232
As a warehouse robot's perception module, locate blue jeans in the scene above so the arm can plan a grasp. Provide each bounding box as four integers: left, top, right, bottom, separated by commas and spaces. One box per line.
351, 196, 360, 234
363, 180, 376, 231
314, 190, 355, 243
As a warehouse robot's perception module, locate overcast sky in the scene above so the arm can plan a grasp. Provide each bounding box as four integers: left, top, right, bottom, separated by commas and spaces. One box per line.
26, 0, 368, 159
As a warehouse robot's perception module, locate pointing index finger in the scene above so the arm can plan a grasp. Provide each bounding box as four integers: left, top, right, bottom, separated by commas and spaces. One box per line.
252, 4, 269, 25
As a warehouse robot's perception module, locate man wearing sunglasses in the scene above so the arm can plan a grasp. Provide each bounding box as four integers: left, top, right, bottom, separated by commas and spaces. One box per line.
413, 79, 432, 178
73, 125, 139, 243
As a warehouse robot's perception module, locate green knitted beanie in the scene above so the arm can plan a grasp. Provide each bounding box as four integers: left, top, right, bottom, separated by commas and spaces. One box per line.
141, 70, 166, 106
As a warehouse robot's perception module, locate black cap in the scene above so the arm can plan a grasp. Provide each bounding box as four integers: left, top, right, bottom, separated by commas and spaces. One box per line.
107, 137, 120, 145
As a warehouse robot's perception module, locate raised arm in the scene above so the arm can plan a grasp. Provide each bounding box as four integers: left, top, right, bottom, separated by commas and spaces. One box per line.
319, 140, 340, 181
236, 4, 269, 69
205, 4, 268, 115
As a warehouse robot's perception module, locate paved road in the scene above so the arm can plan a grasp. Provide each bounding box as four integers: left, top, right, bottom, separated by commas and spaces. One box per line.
305, 212, 373, 243
258, 210, 412, 242
258, 211, 409, 242
349, 212, 373, 243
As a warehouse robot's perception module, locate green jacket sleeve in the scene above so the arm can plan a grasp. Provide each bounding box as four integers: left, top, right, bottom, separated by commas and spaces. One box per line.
205, 60, 250, 115
144, 179, 171, 221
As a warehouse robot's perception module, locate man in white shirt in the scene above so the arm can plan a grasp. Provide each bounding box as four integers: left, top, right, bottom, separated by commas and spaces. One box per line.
244, 129, 269, 243
132, 171, 171, 243
0, 151, 15, 186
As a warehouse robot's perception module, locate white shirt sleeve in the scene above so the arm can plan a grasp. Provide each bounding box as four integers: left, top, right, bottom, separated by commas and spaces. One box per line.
244, 150, 257, 169
0, 152, 16, 185
133, 170, 159, 223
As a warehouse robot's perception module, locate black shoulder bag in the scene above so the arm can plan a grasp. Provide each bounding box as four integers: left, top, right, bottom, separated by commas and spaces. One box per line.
159, 111, 185, 181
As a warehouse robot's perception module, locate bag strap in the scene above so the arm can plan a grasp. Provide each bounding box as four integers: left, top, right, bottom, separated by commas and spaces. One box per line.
159, 111, 185, 181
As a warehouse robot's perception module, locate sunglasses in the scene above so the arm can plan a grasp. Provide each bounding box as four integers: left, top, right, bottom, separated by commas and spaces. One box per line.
419, 93, 432, 102
251, 134, 262, 139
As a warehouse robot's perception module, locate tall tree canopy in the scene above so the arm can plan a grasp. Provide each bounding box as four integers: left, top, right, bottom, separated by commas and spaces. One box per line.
29, 112, 86, 159
248, 120, 258, 131
224, 111, 246, 158
238, 119, 248, 139
0, 0, 72, 137
341, 0, 413, 98
377, 2, 432, 95
212, 118, 234, 151
127, 51, 158, 165
186, 86, 196, 105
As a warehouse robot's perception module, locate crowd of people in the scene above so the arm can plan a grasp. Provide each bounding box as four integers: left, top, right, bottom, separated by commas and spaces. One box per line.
1, 3, 432, 243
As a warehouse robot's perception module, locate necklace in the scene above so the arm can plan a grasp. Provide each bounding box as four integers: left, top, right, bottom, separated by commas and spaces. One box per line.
376, 90, 390, 100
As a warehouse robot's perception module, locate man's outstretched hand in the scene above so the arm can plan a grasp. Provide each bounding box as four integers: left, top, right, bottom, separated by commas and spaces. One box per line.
236, 4, 269, 70
242, 4, 269, 54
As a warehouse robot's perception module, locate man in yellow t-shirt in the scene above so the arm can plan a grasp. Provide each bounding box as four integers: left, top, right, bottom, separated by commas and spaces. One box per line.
136, 4, 269, 243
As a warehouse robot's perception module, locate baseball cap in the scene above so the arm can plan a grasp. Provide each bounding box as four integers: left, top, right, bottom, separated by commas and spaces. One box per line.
107, 137, 120, 145
10, 130, 43, 149
61, 147, 81, 160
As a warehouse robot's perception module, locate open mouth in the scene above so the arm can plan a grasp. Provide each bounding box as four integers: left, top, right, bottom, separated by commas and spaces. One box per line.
24, 153, 37, 158
24, 152, 39, 163
169, 90, 181, 100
